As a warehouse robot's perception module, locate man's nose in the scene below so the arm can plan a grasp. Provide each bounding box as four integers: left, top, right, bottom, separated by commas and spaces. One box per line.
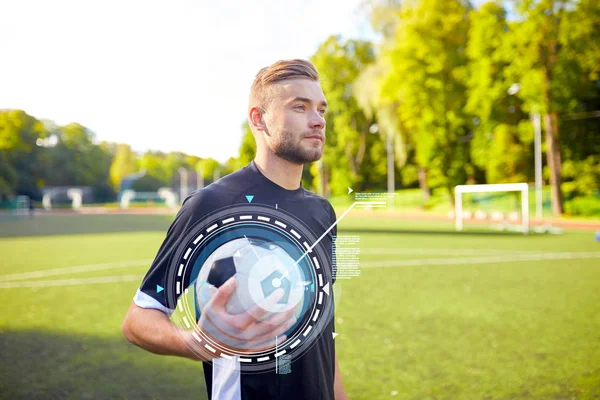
308, 110, 325, 130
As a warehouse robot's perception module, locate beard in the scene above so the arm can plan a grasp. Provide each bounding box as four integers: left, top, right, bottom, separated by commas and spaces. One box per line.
269, 127, 325, 165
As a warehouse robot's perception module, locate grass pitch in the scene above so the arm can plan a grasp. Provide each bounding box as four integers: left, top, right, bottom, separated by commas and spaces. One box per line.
0, 213, 599, 399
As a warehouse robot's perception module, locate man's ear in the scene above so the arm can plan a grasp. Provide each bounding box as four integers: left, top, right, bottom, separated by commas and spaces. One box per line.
249, 106, 267, 133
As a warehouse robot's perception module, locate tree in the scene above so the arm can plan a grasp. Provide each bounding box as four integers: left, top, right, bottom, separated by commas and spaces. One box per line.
225, 122, 257, 176
109, 144, 138, 190
46, 123, 113, 187
0, 152, 17, 199
560, 81, 600, 200
366, 0, 403, 37
310, 35, 380, 195
238, 122, 256, 166
380, 0, 473, 202
364, 1, 435, 197
0, 109, 46, 152
0, 110, 49, 198
195, 158, 222, 183
139, 151, 169, 184
508, 0, 600, 214
355, 60, 416, 195
466, 2, 533, 184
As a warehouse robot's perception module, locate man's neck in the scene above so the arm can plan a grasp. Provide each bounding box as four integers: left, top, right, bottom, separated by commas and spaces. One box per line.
253, 151, 303, 190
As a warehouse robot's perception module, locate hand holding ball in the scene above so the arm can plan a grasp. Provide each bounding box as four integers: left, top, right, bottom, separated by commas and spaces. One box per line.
195, 239, 307, 352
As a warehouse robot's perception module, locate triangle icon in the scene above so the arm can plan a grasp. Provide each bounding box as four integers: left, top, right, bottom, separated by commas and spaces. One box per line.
332, 332, 339, 339
246, 195, 254, 203
323, 282, 330, 296
156, 285, 164, 293
348, 187, 353, 194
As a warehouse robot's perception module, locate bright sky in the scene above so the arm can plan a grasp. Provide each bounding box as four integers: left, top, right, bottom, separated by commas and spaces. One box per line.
0, 0, 374, 162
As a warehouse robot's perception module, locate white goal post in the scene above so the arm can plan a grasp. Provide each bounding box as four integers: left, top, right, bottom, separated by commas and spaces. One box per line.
119, 188, 178, 209
455, 183, 529, 234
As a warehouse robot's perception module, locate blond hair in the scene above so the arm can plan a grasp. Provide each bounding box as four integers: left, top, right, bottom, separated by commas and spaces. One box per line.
248, 59, 319, 112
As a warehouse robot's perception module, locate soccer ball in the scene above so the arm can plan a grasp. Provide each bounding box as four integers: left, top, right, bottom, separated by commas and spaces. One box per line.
195, 238, 307, 321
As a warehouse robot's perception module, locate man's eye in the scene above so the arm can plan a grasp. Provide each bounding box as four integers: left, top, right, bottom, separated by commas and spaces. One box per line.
319, 109, 326, 115
294, 105, 306, 111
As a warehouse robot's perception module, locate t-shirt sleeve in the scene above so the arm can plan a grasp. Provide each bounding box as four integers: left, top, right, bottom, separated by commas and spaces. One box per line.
133, 191, 204, 316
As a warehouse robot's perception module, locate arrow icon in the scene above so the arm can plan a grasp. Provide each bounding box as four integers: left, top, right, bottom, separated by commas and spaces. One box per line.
347, 187, 353, 194
246, 195, 254, 203
323, 282, 330, 296
332, 332, 339, 339
156, 285, 164, 293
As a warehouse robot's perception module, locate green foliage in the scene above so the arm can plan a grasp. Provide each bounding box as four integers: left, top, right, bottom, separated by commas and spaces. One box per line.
0, 152, 17, 199
2, 0, 599, 211
355, 61, 409, 171
139, 151, 169, 185
564, 195, 600, 216
466, 2, 511, 124
400, 164, 419, 188
561, 85, 600, 163
195, 158, 221, 180
109, 144, 137, 191
0, 109, 219, 201
367, 0, 402, 36
506, 0, 600, 213
0, 110, 49, 198
473, 123, 533, 184
465, 2, 534, 184
222, 122, 257, 176
311, 35, 381, 195
47, 123, 113, 187
509, 0, 600, 113
380, 0, 473, 198
562, 155, 600, 198
164, 152, 187, 183
360, 0, 600, 211
0, 110, 114, 199
0, 109, 46, 152
238, 122, 256, 166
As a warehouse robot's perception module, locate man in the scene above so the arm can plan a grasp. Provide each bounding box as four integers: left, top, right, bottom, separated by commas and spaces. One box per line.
122, 59, 347, 399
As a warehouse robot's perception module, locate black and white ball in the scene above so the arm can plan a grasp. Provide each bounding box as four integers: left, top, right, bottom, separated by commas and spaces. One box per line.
195, 238, 306, 320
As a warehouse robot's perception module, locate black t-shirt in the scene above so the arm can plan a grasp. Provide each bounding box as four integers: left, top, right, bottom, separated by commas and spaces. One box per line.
136, 160, 337, 400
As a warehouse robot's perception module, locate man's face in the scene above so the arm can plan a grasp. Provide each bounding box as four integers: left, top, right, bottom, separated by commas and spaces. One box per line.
262, 79, 327, 165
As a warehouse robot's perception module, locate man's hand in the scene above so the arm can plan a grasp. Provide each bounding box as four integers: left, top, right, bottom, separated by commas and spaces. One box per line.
193, 276, 297, 353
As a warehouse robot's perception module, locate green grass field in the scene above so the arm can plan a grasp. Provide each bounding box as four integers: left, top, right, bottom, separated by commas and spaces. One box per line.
1, 212, 599, 399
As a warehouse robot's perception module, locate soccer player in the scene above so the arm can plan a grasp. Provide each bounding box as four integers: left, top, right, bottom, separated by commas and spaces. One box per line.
121, 59, 347, 399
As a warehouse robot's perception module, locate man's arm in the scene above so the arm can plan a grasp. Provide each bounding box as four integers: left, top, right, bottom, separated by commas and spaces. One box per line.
121, 302, 204, 361
122, 278, 295, 360
334, 353, 348, 400
121, 193, 207, 361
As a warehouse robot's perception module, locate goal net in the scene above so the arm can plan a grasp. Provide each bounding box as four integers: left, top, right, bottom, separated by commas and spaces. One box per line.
454, 183, 529, 234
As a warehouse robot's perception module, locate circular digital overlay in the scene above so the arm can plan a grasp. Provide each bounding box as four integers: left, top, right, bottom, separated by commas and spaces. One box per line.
163, 204, 335, 373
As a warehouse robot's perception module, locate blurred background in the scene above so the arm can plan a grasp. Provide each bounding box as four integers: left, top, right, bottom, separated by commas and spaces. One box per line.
1, 0, 599, 399
1, 0, 599, 218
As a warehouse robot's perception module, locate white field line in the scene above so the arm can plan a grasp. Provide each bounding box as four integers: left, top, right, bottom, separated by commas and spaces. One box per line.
0, 259, 153, 282
0, 249, 528, 283
0, 274, 144, 289
360, 248, 544, 256
2, 249, 597, 289
361, 252, 600, 269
